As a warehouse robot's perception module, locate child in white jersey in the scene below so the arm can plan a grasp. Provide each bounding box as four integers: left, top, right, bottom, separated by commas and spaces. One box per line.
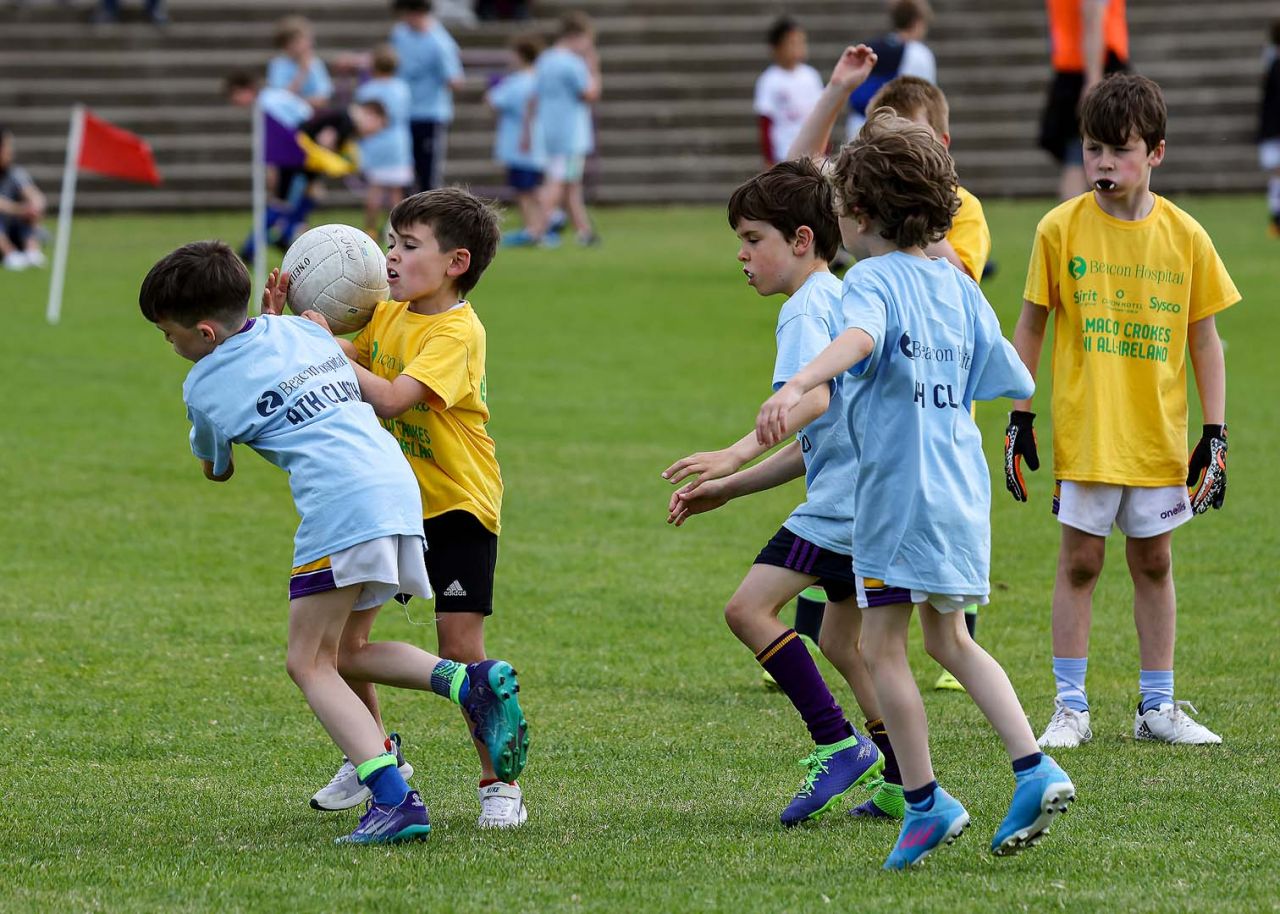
756, 111, 1075, 870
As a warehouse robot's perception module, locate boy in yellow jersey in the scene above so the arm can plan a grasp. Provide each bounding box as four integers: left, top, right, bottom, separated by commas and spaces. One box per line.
1007, 74, 1238, 748
788, 52, 993, 691
272, 188, 529, 827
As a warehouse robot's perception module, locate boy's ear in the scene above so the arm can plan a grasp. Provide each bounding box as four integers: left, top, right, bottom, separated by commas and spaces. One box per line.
792, 225, 814, 256
447, 248, 472, 279
1148, 139, 1166, 167
195, 320, 220, 342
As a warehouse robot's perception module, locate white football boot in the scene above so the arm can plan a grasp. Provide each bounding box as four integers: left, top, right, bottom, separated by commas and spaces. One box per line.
310, 733, 415, 811
1037, 698, 1093, 749
1134, 701, 1222, 745
477, 782, 527, 829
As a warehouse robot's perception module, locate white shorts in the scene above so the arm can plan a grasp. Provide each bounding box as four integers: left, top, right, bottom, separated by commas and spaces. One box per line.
289, 534, 432, 610
1053, 481, 1192, 538
1259, 139, 1280, 172
855, 575, 989, 614
545, 154, 585, 183
364, 164, 414, 188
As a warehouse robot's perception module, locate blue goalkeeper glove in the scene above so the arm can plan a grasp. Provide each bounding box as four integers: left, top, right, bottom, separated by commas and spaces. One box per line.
1004, 410, 1039, 502
1186, 424, 1227, 514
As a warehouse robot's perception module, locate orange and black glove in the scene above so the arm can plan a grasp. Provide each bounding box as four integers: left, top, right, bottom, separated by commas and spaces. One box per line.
1187, 424, 1227, 514
1004, 410, 1039, 502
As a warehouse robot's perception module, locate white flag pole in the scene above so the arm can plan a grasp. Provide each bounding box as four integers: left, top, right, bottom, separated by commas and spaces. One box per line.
46, 103, 85, 325
251, 96, 267, 314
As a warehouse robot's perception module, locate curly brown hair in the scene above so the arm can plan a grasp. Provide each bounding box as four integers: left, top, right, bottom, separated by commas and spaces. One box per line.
830, 108, 958, 250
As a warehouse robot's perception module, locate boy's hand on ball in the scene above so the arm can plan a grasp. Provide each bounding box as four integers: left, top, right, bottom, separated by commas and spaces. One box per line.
300, 309, 333, 334
262, 268, 290, 316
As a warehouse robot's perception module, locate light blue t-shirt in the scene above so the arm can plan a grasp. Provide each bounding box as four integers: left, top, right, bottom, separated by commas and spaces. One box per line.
355, 76, 413, 172
488, 70, 544, 170
772, 271, 854, 556
535, 47, 593, 157
259, 87, 313, 130
840, 253, 1034, 596
182, 316, 423, 567
266, 56, 333, 104
391, 21, 463, 123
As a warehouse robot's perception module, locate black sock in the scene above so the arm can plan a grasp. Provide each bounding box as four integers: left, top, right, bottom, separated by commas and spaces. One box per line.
793, 590, 825, 641
964, 610, 976, 639
1012, 751, 1043, 774
864, 718, 902, 786
903, 780, 938, 809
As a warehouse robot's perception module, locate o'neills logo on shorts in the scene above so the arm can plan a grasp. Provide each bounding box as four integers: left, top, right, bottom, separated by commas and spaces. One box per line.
1160, 501, 1188, 520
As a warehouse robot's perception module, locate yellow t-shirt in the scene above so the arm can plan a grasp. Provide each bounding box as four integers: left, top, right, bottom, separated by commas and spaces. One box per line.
1023, 193, 1240, 486
354, 300, 503, 534
949, 186, 991, 281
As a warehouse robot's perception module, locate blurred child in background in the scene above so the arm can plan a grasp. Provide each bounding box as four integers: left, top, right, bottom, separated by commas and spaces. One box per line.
488, 33, 550, 246
0, 126, 46, 271
356, 44, 414, 237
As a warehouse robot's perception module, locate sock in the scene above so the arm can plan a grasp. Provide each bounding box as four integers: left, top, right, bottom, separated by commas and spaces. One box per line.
756, 630, 853, 746
1012, 751, 1043, 774
864, 718, 902, 786
903, 780, 938, 811
1268, 175, 1280, 223
964, 607, 976, 639
356, 754, 408, 806
1139, 669, 1174, 714
278, 196, 315, 247
431, 659, 470, 704
794, 588, 826, 641
1052, 656, 1089, 712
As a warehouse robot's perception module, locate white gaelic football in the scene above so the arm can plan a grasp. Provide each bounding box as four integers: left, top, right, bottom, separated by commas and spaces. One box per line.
281, 224, 388, 334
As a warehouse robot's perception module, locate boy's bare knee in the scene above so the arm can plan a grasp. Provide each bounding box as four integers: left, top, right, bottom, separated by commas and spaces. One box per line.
1063, 547, 1104, 588
1129, 543, 1172, 583
723, 596, 764, 638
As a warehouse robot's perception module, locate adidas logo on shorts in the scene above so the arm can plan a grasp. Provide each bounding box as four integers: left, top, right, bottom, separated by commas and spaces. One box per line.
443, 580, 467, 597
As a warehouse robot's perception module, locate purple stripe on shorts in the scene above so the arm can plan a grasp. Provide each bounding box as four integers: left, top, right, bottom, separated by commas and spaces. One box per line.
860, 582, 913, 608
289, 567, 336, 600
802, 542, 821, 575
785, 534, 803, 570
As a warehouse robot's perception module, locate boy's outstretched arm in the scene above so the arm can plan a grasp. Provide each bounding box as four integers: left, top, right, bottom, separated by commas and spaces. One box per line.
1004, 300, 1049, 501
667, 441, 805, 527
757, 328, 873, 445
1186, 315, 1228, 512
662, 384, 829, 486
1010, 299, 1048, 411
786, 45, 877, 161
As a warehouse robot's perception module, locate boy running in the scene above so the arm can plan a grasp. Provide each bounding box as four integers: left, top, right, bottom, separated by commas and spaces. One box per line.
757, 111, 1075, 869
665, 158, 900, 825
141, 241, 527, 844
1007, 74, 1239, 748
274, 189, 530, 828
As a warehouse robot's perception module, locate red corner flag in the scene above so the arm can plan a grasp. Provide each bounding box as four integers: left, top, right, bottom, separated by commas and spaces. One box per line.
77, 110, 161, 186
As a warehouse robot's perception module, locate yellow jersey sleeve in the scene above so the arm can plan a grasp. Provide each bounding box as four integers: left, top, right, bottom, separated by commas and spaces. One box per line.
948, 187, 992, 281
1187, 228, 1241, 323
403, 334, 474, 412
1023, 209, 1064, 309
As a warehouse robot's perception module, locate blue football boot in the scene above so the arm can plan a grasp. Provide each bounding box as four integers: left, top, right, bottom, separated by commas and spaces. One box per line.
463, 660, 530, 783
883, 786, 969, 870
780, 732, 883, 827
991, 754, 1075, 856
334, 789, 431, 845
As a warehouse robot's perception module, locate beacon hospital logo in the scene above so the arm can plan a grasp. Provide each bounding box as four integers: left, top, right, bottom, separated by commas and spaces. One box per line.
1069, 256, 1087, 280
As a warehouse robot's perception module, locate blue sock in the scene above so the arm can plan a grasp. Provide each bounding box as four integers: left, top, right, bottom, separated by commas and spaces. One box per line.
430, 659, 471, 704
903, 780, 938, 811
1052, 656, 1089, 712
1139, 669, 1174, 714
362, 762, 409, 806
1012, 752, 1043, 774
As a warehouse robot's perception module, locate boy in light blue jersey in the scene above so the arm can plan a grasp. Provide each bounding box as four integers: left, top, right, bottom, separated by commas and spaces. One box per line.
665, 160, 897, 827
534, 12, 600, 245
390, 0, 463, 192
356, 45, 415, 236
488, 33, 550, 246
140, 241, 528, 845
267, 16, 333, 108
757, 111, 1074, 870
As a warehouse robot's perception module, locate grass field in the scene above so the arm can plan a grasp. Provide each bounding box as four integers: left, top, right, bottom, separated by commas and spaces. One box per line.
1, 197, 1277, 913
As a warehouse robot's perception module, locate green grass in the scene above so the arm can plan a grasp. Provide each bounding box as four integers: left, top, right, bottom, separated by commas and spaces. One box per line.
1, 198, 1277, 913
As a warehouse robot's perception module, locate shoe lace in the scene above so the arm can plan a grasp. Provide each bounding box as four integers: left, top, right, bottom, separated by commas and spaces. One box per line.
1047, 700, 1079, 730
795, 749, 831, 796
1170, 700, 1201, 721
324, 759, 355, 789
862, 774, 886, 795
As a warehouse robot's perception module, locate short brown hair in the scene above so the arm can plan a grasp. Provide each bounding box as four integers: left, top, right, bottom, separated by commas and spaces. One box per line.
1080, 73, 1166, 152
372, 43, 399, 76
274, 15, 311, 50
510, 32, 543, 66
726, 159, 840, 263
867, 76, 949, 137
831, 108, 958, 249
890, 0, 932, 31
223, 70, 258, 96
558, 11, 593, 39
139, 241, 250, 328
389, 188, 501, 296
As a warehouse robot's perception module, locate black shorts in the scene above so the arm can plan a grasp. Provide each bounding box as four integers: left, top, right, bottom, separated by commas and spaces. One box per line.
1038, 53, 1129, 163
753, 526, 857, 603
422, 510, 498, 615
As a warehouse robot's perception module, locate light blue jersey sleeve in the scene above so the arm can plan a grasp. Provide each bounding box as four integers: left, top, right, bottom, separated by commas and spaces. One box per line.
841, 271, 890, 380
187, 404, 232, 477
306, 59, 333, 102
773, 312, 837, 391
438, 28, 463, 81
969, 293, 1035, 402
